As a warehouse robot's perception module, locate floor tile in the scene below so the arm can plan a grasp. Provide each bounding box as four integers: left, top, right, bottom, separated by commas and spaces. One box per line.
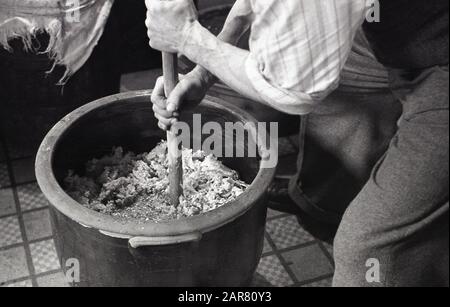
301, 278, 333, 288
37, 271, 69, 287
266, 208, 286, 219
256, 255, 293, 287
263, 237, 272, 254
12, 157, 36, 184
321, 242, 334, 261
18, 183, 48, 212
0, 163, 10, 188
266, 216, 315, 250
2, 279, 33, 287
0, 246, 29, 284
23, 209, 53, 241
0, 216, 23, 247
251, 273, 274, 287
30, 239, 60, 274
0, 188, 16, 217
282, 244, 334, 283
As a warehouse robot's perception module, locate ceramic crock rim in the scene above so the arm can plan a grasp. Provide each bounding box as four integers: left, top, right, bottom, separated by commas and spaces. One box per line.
35, 90, 277, 238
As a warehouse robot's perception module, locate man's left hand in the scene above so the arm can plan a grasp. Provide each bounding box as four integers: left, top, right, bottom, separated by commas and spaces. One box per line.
145, 0, 198, 53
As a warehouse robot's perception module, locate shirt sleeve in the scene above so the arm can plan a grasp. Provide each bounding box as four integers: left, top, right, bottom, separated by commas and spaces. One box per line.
245, 0, 369, 115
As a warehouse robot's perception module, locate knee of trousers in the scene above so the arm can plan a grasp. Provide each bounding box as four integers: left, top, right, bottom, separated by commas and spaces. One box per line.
332, 207, 392, 287
334, 220, 379, 268
333, 231, 380, 287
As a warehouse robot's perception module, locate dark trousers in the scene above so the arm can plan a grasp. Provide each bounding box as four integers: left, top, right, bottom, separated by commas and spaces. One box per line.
289, 31, 449, 287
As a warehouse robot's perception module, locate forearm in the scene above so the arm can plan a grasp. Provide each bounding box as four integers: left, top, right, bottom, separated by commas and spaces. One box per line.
194, 0, 253, 88
182, 22, 268, 107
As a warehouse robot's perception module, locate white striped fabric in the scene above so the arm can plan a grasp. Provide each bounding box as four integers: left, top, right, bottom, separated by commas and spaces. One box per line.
245, 0, 369, 115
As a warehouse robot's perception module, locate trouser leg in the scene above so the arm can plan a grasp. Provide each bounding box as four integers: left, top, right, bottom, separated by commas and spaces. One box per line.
333, 66, 449, 287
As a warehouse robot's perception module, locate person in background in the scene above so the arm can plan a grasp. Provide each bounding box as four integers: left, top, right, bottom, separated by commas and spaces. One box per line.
145, 0, 449, 287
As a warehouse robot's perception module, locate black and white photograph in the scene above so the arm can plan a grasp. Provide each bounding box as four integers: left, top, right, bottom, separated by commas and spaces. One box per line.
0, 0, 448, 291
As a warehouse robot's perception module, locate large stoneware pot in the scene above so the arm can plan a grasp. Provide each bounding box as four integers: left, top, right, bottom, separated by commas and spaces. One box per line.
36, 91, 277, 286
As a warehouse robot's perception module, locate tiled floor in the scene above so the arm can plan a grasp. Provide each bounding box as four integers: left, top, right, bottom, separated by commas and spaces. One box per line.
256, 209, 334, 287
0, 134, 334, 287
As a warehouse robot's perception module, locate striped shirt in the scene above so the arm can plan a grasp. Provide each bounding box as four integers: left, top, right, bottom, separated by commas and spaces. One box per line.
245, 0, 370, 114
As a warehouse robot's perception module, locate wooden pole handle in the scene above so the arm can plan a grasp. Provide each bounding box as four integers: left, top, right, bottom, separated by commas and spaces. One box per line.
162, 52, 183, 207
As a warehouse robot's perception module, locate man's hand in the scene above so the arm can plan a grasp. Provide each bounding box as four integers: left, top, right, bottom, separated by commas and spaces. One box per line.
151, 68, 210, 131
145, 0, 198, 54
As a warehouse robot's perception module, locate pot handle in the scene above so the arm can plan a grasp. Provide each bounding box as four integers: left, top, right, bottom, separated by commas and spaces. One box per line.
128, 232, 203, 248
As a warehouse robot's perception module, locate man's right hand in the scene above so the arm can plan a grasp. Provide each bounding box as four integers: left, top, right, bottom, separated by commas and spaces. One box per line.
151, 67, 213, 131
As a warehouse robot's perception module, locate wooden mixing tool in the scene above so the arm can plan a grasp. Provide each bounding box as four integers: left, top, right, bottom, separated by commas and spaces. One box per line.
162, 52, 183, 206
